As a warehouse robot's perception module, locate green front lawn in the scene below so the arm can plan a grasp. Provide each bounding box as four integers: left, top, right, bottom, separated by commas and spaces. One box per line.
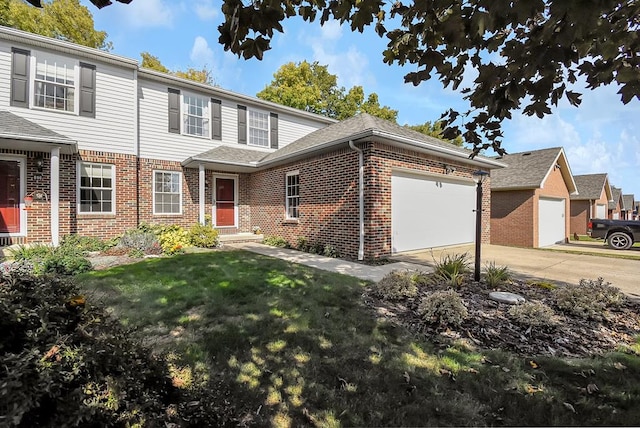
79, 250, 640, 426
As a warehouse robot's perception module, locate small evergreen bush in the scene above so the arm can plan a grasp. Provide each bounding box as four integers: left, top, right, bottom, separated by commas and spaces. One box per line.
263, 236, 290, 247
119, 229, 161, 253
372, 271, 420, 300
554, 277, 625, 320
508, 301, 558, 327
418, 290, 468, 327
188, 223, 220, 248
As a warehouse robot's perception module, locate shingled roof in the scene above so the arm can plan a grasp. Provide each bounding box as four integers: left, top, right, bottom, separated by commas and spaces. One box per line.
490, 147, 577, 193
570, 173, 611, 200
623, 194, 635, 211
609, 187, 623, 209
184, 113, 505, 170
0, 110, 77, 154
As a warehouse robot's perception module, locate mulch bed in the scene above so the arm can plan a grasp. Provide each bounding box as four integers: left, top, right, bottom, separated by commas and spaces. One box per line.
363, 279, 640, 358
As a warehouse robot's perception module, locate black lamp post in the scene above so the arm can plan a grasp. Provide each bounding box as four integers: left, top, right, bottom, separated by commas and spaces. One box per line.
473, 170, 489, 281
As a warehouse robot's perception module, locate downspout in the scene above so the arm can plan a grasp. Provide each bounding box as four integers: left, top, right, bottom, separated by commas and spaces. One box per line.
348, 141, 365, 261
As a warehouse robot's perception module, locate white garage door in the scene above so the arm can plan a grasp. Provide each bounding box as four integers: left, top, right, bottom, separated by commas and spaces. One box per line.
538, 197, 565, 247
391, 171, 476, 253
595, 204, 606, 219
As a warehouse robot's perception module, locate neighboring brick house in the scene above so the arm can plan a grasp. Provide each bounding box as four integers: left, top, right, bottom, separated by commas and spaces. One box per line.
622, 194, 635, 220
490, 147, 577, 248
608, 187, 623, 220
569, 173, 612, 235
0, 27, 504, 260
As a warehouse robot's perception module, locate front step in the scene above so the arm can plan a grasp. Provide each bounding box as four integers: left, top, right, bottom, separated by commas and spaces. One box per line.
218, 233, 263, 245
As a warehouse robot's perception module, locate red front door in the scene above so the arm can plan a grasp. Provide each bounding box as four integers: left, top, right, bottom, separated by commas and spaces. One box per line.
215, 178, 235, 227
0, 160, 21, 233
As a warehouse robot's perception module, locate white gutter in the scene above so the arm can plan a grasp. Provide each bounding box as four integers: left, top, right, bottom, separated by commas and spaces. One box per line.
349, 140, 365, 261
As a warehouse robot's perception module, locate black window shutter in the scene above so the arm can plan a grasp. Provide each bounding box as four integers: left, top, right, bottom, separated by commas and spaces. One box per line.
211, 98, 222, 140
237, 105, 247, 144
79, 62, 96, 117
11, 48, 30, 108
270, 113, 279, 149
168, 88, 180, 133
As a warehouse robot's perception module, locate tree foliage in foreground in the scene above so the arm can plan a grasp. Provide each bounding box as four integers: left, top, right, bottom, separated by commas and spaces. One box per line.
1, 0, 111, 50
25, 1, 640, 154
140, 52, 215, 85
257, 60, 398, 121
214, 0, 639, 155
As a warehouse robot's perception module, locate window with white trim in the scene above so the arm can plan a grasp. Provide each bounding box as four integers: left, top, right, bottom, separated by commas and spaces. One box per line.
34, 54, 76, 112
286, 171, 300, 219
183, 94, 209, 137
249, 110, 269, 147
79, 163, 114, 213
153, 171, 182, 214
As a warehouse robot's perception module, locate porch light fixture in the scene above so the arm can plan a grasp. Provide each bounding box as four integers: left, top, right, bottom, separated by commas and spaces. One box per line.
35, 156, 44, 172
472, 170, 489, 282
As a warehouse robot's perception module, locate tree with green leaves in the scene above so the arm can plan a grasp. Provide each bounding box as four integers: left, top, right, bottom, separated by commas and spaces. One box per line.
140, 52, 214, 85
2, 0, 111, 50
407, 121, 464, 146
257, 60, 397, 121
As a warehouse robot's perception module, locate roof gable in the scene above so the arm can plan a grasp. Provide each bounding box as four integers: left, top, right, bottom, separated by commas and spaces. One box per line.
570, 173, 612, 200
622, 194, 635, 211
609, 187, 623, 209
490, 147, 577, 193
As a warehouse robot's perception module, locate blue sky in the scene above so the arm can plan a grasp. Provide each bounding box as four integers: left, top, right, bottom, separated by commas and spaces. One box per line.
84, 0, 640, 201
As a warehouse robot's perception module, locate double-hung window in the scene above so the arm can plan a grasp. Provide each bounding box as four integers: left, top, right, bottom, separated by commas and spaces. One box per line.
34, 54, 76, 112
248, 110, 269, 147
286, 171, 300, 220
79, 163, 114, 214
153, 171, 182, 214
183, 94, 209, 137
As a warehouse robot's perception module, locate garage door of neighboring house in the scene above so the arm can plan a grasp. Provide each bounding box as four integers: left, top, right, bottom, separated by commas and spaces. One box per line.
538, 197, 565, 247
391, 171, 475, 253
595, 204, 606, 219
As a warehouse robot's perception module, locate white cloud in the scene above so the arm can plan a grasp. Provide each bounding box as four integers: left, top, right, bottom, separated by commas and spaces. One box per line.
193, 0, 218, 21
319, 20, 342, 41
116, 0, 174, 28
190, 36, 214, 66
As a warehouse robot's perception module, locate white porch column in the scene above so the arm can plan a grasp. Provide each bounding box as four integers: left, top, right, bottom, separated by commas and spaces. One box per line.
199, 164, 205, 225
50, 147, 60, 246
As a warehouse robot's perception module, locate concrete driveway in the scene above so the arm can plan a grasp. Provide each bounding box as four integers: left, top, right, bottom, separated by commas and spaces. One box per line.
391, 243, 640, 299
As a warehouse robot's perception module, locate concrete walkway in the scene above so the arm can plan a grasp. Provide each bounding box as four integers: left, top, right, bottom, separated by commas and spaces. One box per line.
228, 242, 429, 282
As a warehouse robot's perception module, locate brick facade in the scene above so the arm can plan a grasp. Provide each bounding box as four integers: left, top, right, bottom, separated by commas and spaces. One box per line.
3, 141, 493, 259
249, 141, 491, 260
570, 200, 591, 236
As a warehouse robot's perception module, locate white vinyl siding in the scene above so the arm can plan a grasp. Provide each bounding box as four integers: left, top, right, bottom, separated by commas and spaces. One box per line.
183, 93, 209, 137
137, 79, 331, 162
153, 170, 182, 214
248, 109, 269, 147
286, 171, 299, 219
78, 162, 114, 214
391, 171, 475, 253
0, 42, 137, 155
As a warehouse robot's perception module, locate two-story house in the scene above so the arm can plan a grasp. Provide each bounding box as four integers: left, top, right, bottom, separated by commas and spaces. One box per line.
0, 27, 503, 260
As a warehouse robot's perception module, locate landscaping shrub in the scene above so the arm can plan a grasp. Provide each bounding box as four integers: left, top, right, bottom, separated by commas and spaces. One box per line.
59, 234, 116, 254
554, 277, 626, 320
119, 228, 162, 254
296, 236, 310, 252
508, 301, 558, 328
483, 262, 511, 287
188, 223, 220, 248
432, 253, 470, 287
372, 270, 419, 300
418, 290, 468, 327
263, 236, 290, 248
0, 272, 178, 427
10, 244, 92, 276
322, 244, 340, 258
157, 225, 192, 254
